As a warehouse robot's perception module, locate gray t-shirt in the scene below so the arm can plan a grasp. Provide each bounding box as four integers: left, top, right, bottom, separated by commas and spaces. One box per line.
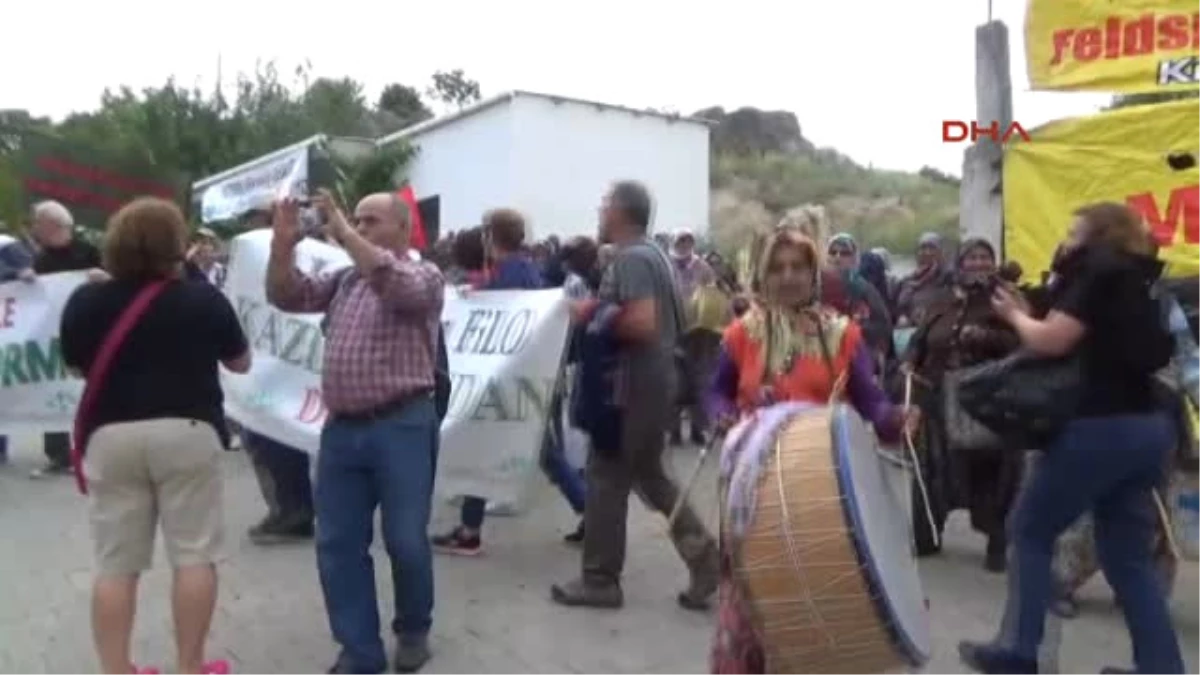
599, 239, 685, 406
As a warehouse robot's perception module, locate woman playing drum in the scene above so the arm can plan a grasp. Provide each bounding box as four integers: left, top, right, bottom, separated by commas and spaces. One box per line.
706, 228, 918, 674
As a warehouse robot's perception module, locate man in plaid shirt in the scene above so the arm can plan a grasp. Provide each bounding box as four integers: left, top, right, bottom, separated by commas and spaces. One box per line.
267, 189, 445, 675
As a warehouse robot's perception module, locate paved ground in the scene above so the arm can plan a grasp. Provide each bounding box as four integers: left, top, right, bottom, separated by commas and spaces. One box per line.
0, 435, 1196, 674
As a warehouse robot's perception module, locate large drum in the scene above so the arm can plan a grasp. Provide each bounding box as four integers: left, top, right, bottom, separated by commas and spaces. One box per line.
722, 401, 931, 673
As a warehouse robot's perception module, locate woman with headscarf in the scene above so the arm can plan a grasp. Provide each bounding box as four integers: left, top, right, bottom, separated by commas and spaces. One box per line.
824, 233, 893, 372
903, 237, 1023, 572
706, 229, 916, 674
895, 232, 952, 327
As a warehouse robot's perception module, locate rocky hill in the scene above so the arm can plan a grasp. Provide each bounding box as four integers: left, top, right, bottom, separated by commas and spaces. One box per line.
694, 106, 960, 256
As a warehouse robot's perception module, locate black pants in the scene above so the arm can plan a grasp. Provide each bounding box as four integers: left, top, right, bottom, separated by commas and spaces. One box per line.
44, 432, 70, 467
243, 431, 314, 521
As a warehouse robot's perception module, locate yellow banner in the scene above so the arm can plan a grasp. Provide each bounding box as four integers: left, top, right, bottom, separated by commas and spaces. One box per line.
1004, 99, 1199, 279
1025, 0, 1199, 93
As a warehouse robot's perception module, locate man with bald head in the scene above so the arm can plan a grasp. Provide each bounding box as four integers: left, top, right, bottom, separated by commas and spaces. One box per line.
268, 189, 445, 674
27, 200, 102, 478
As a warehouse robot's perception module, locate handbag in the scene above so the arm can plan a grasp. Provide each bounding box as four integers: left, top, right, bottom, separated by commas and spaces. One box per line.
942, 369, 1003, 451
956, 350, 1083, 446
70, 281, 169, 495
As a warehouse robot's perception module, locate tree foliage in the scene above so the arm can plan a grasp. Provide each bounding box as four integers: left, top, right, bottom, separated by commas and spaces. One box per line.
0, 63, 478, 230
426, 69, 483, 111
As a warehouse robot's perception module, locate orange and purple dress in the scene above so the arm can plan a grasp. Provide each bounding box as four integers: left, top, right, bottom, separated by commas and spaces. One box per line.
706, 306, 902, 674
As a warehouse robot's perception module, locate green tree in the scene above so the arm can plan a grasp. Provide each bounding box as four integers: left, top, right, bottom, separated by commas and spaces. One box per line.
378, 83, 433, 128
0, 61, 439, 229
427, 69, 482, 110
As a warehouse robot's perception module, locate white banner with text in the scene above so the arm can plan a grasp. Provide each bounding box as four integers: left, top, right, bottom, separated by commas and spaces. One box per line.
0, 230, 570, 507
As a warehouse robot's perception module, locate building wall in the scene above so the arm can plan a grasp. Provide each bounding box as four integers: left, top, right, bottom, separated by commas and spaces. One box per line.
403, 101, 516, 236
510, 95, 710, 241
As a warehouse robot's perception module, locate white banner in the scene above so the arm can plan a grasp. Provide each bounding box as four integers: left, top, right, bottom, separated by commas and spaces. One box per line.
0, 231, 571, 507
200, 147, 308, 224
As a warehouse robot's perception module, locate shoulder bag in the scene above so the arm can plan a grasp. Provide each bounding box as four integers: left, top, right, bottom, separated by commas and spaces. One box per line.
956, 350, 1083, 448
70, 281, 169, 495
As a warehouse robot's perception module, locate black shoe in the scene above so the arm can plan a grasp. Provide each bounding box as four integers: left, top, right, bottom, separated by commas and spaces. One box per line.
393, 635, 431, 673
958, 641, 1038, 674
550, 578, 624, 608
984, 536, 1007, 573
250, 513, 314, 545
248, 514, 280, 538
563, 521, 585, 545
431, 526, 482, 556
29, 461, 70, 479
1099, 668, 1135, 674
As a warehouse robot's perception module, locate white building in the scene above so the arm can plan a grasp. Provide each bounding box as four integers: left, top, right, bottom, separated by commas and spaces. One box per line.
375, 90, 712, 242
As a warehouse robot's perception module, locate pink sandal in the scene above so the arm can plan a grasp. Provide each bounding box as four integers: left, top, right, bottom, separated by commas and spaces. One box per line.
203, 660, 232, 674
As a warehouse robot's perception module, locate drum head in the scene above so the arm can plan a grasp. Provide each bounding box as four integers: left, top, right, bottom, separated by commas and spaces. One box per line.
832, 404, 932, 666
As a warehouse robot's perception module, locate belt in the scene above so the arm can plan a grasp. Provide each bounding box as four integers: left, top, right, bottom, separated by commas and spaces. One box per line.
330, 389, 433, 423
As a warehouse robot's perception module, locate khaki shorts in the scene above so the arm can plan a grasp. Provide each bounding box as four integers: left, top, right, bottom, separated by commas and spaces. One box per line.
85, 418, 224, 575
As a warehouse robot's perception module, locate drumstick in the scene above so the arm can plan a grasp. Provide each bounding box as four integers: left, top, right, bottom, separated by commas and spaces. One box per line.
668, 435, 718, 531
903, 371, 941, 550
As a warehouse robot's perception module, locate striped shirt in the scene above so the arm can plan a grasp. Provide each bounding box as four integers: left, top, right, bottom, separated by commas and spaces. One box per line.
267, 249, 445, 414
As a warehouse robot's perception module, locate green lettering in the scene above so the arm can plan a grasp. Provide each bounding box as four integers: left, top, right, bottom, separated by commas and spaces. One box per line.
25, 338, 66, 383
2, 342, 29, 386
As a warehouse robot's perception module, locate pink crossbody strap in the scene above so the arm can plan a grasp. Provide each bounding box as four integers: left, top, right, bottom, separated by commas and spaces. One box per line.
70, 280, 169, 495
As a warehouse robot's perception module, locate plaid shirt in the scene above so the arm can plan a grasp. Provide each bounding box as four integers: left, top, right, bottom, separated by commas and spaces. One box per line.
267, 250, 445, 415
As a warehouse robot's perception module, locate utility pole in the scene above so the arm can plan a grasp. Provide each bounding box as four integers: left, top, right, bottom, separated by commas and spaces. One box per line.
959, 20, 1013, 253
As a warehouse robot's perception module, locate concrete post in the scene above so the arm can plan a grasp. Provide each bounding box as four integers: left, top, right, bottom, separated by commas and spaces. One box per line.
959, 21, 1013, 254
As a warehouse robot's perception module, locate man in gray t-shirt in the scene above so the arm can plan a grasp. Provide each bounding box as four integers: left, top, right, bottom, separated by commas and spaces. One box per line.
598, 238, 682, 407
551, 180, 718, 610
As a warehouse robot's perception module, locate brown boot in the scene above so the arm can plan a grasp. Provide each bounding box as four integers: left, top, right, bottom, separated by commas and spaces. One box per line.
550, 578, 624, 609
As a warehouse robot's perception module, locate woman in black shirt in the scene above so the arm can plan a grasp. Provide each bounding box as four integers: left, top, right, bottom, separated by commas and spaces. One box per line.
60, 197, 250, 675
958, 203, 1185, 674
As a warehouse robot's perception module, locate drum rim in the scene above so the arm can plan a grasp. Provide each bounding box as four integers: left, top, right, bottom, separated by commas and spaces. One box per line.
831, 404, 931, 667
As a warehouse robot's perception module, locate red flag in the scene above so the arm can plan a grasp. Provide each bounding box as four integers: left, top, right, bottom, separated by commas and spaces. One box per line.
397, 184, 427, 251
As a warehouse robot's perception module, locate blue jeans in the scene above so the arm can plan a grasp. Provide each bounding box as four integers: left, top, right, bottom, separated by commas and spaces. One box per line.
459, 390, 585, 529
998, 414, 1185, 673
540, 391, 586, 514
316, 397, 438, 672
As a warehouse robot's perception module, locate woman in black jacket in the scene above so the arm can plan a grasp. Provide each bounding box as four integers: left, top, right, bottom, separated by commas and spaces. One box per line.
958, 203, 1185, 674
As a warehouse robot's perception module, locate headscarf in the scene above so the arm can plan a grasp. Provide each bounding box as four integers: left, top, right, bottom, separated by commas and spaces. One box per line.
869, 247, 892, 271
955, 237, 997, 286
825, 230, 873, 305
917, 231, 943, 250
743, 229, 849, 380
858, 250, 890, 304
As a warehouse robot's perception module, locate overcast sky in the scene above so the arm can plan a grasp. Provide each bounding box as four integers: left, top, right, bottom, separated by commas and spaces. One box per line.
1, 0, 1112, 176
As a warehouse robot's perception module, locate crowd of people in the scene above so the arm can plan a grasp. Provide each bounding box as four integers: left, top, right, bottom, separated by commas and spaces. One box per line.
0, 179, 1194, 674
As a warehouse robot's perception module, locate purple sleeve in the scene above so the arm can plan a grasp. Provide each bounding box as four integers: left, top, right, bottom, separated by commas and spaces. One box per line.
846, 343, 902, 443
706, 344, 739, 423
